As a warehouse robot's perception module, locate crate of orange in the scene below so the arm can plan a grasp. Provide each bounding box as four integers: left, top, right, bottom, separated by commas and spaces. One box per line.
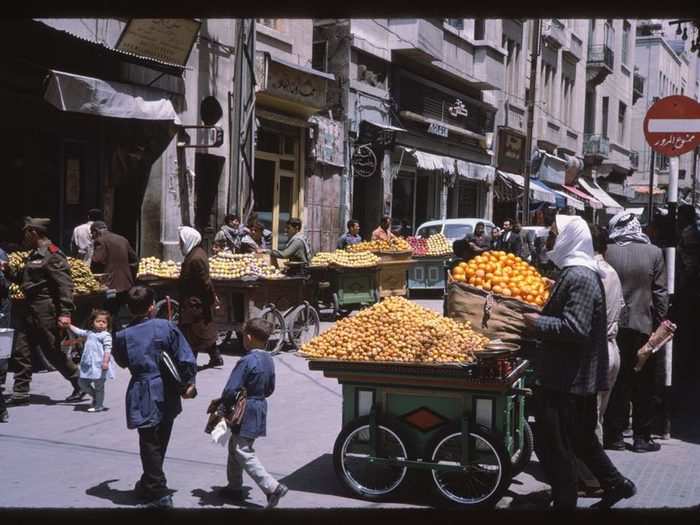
445, 251, 551, 343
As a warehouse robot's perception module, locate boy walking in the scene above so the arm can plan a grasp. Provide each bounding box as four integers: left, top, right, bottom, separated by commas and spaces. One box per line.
112, 286, 197, 508
220, 318, 288, 508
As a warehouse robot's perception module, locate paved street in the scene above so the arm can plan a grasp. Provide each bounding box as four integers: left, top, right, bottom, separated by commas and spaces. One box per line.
1, 299, 700, 509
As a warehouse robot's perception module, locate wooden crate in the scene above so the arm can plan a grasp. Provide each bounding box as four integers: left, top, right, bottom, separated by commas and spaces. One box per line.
378, 260, 412, 298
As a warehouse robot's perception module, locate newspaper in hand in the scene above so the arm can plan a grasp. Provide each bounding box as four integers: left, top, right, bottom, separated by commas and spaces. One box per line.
634, 320, 677, 372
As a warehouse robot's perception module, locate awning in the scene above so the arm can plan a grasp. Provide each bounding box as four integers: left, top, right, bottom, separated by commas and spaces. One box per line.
553, 189, 585, 211
268, 54, 336, 81
364, 120, 407, 133
578, 178, 624, 214
497, 170, 556, 204
563, 184, 603, 209
630, 185, 666, 196
401, 147, 495, 183
44, 69, 181, 123
531, 179, 565, 208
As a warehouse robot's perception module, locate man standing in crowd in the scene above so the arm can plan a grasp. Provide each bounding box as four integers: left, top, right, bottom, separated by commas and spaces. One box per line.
215, 214, 244, 253
498, 218, 522, 255
338, 220, 362, 249
271, 218, 310, 264
604, 211, 668, 453
7, 217, 83, 405
371, 216, 395, 242
523, 215, 635, 509
91, 221, 138, 330
71, 209, 103, 264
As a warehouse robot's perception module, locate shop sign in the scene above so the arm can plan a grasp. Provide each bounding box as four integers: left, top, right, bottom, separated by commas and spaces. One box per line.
116, 19, 201, 66
427, 122, 448, 138
352, 144, 377, 177
267, 63, 325, 109
310, 116, 345, 168
496, 127, 525, 174
447, 99, 469, 119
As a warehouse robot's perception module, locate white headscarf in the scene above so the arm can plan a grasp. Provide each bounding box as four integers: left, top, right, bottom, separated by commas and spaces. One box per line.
547, 215, 601, 274
608, 211, 650, 246
178, 226, 202, 257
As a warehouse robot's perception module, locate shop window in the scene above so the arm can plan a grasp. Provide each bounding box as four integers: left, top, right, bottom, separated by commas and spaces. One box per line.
356, 50, 388, 90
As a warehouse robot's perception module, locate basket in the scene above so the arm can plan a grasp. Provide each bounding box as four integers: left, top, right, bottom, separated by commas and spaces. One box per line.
0, 328, 15, 360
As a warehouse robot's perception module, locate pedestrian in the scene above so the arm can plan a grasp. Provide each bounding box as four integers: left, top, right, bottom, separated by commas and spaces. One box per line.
178, 226, 223, 368
112, 285, 197, 508
522, 215, 636, 509
90, 221, 138, 331
371, 216, 395, 242
215, 214, 244, 253
7, 217, 83, 405
218, 318, 288, 508
270, 218, 310, 264
337, 219, 362, 250
498, 218, 522, 255
515, 223, 535, 262
68, 309, 115, 413
0, 247, 10, 422
604, 211, 668, 453
71, 209, 103, 264
453, 222, 490, 261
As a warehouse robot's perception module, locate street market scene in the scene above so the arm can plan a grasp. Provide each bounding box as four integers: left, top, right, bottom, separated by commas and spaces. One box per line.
1, 17, 700, 512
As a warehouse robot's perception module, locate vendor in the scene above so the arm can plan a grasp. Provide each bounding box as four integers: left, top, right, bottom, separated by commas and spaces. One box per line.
214, 214, 244, 253
453, 222, 490, 261
371, 216, 395, 242
270, 218, 310, 265
337, 220, 362, 249
239, 222, 270, 254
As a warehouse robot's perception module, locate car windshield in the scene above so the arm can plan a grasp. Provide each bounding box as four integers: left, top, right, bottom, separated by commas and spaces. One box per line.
416, 225, 442, 238
444, 224, 473, 239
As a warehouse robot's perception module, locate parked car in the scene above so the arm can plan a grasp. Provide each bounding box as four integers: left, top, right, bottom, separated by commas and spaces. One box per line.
415, 218, 496, 245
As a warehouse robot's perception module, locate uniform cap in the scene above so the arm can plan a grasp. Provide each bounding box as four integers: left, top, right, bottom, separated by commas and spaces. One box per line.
23, 217, 51, 233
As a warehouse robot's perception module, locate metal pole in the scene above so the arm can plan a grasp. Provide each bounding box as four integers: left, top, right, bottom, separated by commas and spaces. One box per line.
647, 149, 656, 224
522, 19, 541, 227
693, 147, 699, 208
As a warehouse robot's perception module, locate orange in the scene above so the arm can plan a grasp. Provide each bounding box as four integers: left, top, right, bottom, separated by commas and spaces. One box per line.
459, 262, 468, 270
469, 276, 477, 285
492, 285, 503, 294
465, 267, 476, 277
502, 287, 512, 297
482, 282, 492, 291
526, 294, 535, 303
455, 273, 466, 282
452, 266, 465, 276
475, 269, 485, 278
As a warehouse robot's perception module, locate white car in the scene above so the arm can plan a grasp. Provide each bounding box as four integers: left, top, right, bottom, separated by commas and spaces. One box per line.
415, 218, 497, 245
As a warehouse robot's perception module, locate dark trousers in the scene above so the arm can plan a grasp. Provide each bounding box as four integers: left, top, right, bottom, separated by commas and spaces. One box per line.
533, 387, 624, 509
105, 291, 129, 333
604, 329, 655, 441
12, 315, 78, 394
137, 418, 174, 499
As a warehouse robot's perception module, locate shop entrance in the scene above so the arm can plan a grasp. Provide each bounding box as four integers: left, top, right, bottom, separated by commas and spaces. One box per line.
253, 152, 299, 250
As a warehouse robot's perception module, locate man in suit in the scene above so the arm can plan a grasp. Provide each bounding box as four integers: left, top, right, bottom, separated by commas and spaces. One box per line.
91, 221, 138, 331
603, 212, 668, 453
498, 218, 522, 255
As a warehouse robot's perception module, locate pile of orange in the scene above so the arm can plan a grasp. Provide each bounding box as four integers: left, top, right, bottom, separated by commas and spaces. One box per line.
450, 251, 550, 307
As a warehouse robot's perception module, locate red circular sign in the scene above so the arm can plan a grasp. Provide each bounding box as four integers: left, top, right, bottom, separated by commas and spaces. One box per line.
643, 95, 700, 157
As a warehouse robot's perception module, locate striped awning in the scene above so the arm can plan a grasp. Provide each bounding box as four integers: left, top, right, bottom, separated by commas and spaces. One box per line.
578, 179, 624, 214
497, 171, 557, 204
401, 147, 495, 183
553, 189, 585, 211
563, 184, 603, 210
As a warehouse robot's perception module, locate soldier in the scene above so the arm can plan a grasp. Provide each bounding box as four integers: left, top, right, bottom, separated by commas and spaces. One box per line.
8, 217, 84, 405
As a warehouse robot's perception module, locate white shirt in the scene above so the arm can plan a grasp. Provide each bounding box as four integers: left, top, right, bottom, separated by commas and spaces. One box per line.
71, 222, 93, 263
595, 253, 625, 341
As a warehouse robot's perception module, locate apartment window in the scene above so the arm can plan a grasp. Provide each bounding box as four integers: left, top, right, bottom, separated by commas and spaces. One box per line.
542, 65, 554, 111
622, 21, 631, 65
312, 41, 328, 73
561, 77, 574, 126
656, 154, 670, 171
446, 19, 464, 30
604, 19, 615, 50
602, 96, 609, 139
618, 102, 627, 144
474, 19, 486, 40
503, 36, 521, 97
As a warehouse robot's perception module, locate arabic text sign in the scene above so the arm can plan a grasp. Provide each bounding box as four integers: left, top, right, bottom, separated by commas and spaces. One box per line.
116, 19, 201, 66
643, 95, 700, 157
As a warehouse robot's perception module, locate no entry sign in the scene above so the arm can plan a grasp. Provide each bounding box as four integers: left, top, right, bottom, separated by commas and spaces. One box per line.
644, 95, 700, 157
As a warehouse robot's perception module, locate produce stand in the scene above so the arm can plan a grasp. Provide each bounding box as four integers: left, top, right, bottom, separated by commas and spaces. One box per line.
305, 354, 531, 507
308, 264, 379, 319
408, 255, 451, 292
377, 260, 413, 298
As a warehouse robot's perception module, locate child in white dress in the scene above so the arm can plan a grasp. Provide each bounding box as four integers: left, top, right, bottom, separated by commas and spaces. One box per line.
69, 309, 115, 412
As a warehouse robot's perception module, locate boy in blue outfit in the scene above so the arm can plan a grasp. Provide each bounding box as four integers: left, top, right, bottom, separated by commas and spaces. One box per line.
220, 318, 288, 508
112, 285, 197, 508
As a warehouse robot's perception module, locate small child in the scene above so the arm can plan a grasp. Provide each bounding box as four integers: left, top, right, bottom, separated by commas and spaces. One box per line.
70, 309, 115, 412
219, 318, 287, 508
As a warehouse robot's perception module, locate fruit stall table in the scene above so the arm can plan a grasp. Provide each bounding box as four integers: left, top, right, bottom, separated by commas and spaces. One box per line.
308, 264, 379, 319
375, 250, 413, 299
304, 353, 532, 508
408, 255, 452, 293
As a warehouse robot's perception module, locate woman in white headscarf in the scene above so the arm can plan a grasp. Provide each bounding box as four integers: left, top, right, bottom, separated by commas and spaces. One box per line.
178, 226, 222, 367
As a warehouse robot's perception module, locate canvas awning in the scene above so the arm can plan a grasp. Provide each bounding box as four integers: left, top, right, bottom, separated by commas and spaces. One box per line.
44, 69, 181, 123
563, 184, 603, 209
578, 178, 624, 214
497, 170, 557, 204
553, 188, 585, 211
401, 147, 495, 183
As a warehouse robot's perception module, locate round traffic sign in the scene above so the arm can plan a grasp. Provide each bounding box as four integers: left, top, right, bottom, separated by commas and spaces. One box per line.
643, 95, 700, 157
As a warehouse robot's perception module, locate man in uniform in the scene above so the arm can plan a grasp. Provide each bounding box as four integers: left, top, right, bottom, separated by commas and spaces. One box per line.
8, 217, 83, 405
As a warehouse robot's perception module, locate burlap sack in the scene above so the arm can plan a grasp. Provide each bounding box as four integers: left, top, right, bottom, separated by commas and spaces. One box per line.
446, 281, 541, 343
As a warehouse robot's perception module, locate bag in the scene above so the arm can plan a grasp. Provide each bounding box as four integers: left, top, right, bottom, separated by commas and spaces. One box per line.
160, 348, 186, 393
204, 388, 248, 434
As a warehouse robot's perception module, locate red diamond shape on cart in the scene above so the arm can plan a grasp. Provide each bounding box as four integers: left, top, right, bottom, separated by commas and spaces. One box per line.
401, 407, 448, 432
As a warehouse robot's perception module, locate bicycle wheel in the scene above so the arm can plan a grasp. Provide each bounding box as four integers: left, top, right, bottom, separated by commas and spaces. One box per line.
425, 423, 511, 508
288, 302, 320, 348
154, 297, 180, 322
333, 416, 412, 500
510, 420, 534, 476
260, 305, 286, 354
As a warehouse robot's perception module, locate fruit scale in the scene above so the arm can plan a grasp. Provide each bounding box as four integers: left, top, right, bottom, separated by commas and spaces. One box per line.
304, 345, 533, 508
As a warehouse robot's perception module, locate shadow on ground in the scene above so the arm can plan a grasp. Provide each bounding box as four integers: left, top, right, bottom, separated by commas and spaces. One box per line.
85, 479, 143, 506
190, 486, 263, 509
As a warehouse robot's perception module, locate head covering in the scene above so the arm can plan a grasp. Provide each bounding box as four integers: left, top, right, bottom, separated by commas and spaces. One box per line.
547, 215, 600, 274
91, 221, 108, 232
23, 217, 51, 234
608, 211, 650, 246
178, 226, 202, 256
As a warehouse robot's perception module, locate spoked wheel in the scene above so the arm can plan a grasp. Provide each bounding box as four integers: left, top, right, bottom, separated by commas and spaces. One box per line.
260, 305, 286, 354
332, 293, 341, 320
333, 416, 412, 501
425, 423, 511, 508
510, 420, 534, 476
154, 297, 180, 322
287, 302, 320, 349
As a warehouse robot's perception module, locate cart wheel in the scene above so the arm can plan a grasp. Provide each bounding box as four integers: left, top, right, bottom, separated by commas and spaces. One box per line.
510, 420, 534, 476
154, 297, 180, 322
287, 302, 320, 349
425, 423, 511, 508
332, 293, 341, 320
333, 416, 413, 501
260, 306, 286, 354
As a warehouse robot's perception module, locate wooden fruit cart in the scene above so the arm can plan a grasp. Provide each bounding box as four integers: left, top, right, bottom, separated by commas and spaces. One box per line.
408, 255, 452, 293
308, 264, 379, 320
306, 353, 533, 508
375, 250, 413, 299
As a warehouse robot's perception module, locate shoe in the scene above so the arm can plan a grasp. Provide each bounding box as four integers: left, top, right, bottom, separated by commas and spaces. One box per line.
65, 390, 88, 403
142, 494, 173, 508
266, 483, 288, 508
510, 489, 552, 509
604, 439, 627, 451
133, 480, 150, 501
8, 393, 29, 406
0, 410, 8, 423
593, 478, 637, 509
87, 406, 106, 413
219, 486, 247, 501
207, 357, 224, 368
633, 437, 661, 453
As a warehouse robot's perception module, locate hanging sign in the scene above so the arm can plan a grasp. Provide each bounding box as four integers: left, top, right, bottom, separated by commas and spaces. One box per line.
427, 122, 448, 138
116, 19, 201, 66
352, 144, 377, 177
644, 95, 700, 157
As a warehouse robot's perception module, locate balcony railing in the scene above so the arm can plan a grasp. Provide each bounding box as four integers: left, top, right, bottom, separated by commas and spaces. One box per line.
629, 150, 639, 168
587, 44, 614, 71
543, 18, 567, 48
584, 134, 610, 159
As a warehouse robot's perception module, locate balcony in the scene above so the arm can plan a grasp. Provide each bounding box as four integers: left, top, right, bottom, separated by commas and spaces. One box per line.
583, 134, 610, 161
629, 150, 639, 169
542, 18, 566, 48
586, 44, 614, 87
633, 70, 645, 104
388, 19, 443, 63
563, 33, 583, 62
